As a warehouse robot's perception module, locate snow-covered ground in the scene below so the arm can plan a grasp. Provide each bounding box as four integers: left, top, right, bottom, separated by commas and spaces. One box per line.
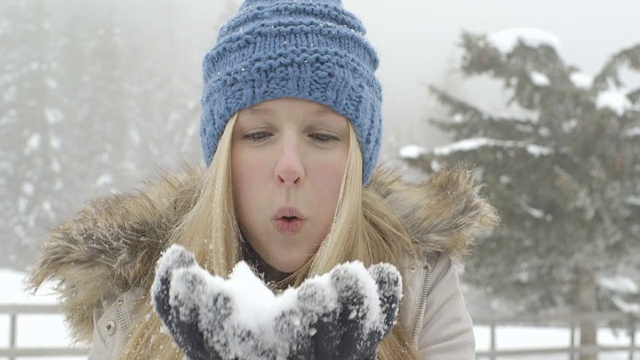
2, 268, 639, 360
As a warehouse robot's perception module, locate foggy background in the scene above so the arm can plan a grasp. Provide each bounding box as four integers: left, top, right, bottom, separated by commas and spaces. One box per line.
2, 0, 639, 285
37, 0, 640, 157
3, 2, 640, 357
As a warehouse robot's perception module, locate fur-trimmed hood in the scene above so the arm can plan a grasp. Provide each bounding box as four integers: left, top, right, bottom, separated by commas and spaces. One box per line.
27, 165, 497, 343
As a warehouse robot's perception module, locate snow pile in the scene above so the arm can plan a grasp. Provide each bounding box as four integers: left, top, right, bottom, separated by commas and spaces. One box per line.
177, 260, 385, 330
488, 28, 561, 55
596, 88, 632, 116
155, 245, 400, 358
174, 261, 300, 332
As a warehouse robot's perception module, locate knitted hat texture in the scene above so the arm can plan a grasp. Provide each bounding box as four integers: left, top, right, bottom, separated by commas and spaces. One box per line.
200, 0, 382, 183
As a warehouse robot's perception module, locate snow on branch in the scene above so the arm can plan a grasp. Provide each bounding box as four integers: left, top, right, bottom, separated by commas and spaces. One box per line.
598, 275, 639, 294
434, 138, 550, 157
596, 87, 633, 116
430, 86, 540, 130
399, 138, 553, 160
529, 71, 550, 87
399, 145, 428, 159
519, 199, 549, 220
593, 43, 640, 91
626, 196, 640, 206
569, 72, 593, 89
612, 296, 640, 314
488, 28, 561, 55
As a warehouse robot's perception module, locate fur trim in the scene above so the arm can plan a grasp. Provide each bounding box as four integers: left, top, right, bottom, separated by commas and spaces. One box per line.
27, 167, 202, 343
371, 164, 499, 261
27, 164, 497, 343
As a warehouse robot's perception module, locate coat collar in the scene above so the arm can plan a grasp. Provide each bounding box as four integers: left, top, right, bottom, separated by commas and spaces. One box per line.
369, 165, 498, 261
28, 164, 497, 343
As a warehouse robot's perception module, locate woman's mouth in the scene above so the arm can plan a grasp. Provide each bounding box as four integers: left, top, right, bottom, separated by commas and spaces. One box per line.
275, 216, 304, 235
273, 208, 306, 235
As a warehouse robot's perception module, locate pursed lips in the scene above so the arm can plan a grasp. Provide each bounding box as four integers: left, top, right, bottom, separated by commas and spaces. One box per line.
273, 206, 306, 221
273, 206, 306, 235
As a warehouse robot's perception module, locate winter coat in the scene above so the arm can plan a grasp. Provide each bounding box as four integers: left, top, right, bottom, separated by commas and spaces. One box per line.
28, 166, 497, 360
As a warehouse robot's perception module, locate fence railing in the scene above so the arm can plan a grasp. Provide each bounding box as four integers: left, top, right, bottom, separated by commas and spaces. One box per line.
2, 304, 638, 359
474, 311, 639, 359
0, 304, 89, 359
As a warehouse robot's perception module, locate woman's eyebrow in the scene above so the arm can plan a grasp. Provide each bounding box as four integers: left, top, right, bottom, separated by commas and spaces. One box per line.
309, 108, 335, 116
246, 108, 332, 116
246, 107, 274, 115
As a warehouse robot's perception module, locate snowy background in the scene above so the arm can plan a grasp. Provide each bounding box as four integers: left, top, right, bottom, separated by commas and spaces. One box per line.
3, 0, 640, 357
4, 0, 640, 270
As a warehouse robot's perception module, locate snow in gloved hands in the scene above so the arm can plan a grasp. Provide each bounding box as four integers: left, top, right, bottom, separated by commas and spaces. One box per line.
151, 244, 403, 360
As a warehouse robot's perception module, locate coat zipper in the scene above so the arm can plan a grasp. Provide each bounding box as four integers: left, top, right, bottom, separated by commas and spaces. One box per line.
412, 261, 433, 345
115, 298, 128, 335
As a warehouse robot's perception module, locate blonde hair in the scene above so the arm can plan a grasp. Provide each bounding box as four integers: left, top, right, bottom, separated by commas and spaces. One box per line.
120, 115, 421, 360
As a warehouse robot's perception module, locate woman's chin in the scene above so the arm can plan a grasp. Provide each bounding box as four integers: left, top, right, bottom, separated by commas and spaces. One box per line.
263, 255, 308, 277
269, 259, 303, 274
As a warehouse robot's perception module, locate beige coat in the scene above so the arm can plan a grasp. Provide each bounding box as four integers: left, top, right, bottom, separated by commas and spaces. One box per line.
28, 166, 497, 359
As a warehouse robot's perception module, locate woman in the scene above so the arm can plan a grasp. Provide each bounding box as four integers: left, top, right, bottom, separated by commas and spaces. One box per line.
28, 0, 498, 359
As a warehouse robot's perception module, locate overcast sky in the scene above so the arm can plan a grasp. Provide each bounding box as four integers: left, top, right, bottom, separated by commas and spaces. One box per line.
339, 0, 640, 154
48, 0, 640, 158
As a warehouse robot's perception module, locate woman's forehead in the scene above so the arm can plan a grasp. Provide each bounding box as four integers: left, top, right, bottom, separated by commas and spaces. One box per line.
243, 98, 339, 116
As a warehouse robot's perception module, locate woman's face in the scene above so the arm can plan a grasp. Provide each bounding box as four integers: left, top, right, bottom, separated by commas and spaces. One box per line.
231, 98, 350, 274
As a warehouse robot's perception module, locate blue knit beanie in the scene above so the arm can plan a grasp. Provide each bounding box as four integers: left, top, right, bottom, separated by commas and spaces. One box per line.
199, 0, 382, 183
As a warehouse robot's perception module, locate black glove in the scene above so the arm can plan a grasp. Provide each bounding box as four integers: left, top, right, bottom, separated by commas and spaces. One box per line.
152, 244, 402, 360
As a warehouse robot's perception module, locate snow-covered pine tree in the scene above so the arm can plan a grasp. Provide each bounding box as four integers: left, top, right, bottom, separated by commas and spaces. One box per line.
126, 0, 205, 169
403, 29, 640, 358
1, 4, 146, 270
48, 10, 136, 208
78, 10, 141, 191
113, 0, 240, 172
0, 0, 69, 269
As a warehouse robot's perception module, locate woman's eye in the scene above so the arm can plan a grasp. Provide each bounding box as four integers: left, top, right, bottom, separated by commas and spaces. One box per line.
243, 131, 271, 141
310, 133, 339, 142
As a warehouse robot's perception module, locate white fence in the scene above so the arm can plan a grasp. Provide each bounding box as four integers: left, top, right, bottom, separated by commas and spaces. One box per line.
0, 304, 89, 359
475, 311, 639, 359
2, 304, 638, 359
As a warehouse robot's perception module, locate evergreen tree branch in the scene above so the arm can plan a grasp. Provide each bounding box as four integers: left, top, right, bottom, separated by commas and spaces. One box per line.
627, 87, 640, 103
429, 85, 537, 141
459, 31, 574, 110
593, 44, 640, 91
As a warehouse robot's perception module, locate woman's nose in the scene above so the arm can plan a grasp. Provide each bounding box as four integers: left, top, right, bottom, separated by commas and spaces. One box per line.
274, 136, 305, 185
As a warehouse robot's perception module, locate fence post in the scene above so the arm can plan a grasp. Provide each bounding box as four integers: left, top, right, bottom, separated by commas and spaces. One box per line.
10, 311, 17, 360
1, 304, 90, 359
490, 321, 496, 360
629, 322, 636, 360
569, 321, 575, 360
